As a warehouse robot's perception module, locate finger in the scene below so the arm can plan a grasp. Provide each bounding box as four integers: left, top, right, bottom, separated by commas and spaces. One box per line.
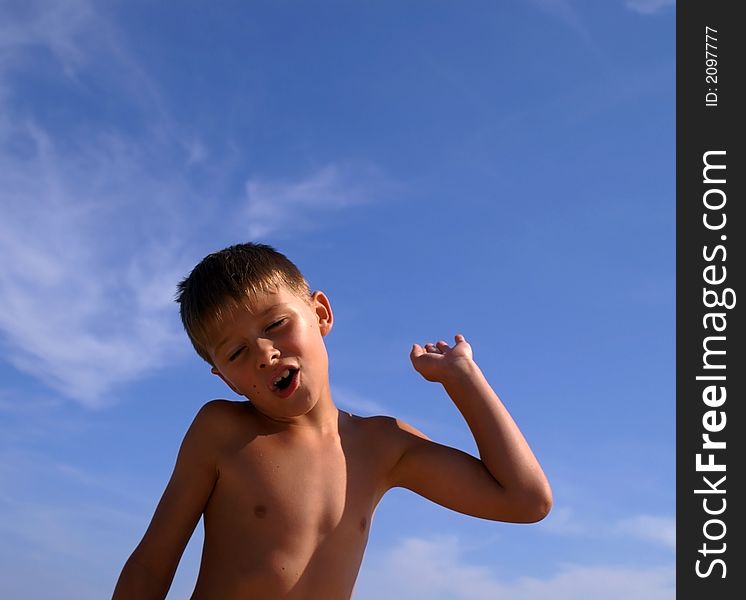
424, 343, 439, 353
410, 343, 425, 359
454, 333, 466, 344
436, 340, 450, 352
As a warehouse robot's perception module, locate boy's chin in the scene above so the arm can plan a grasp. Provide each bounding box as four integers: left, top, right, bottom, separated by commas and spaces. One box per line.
250, 395, 320, 421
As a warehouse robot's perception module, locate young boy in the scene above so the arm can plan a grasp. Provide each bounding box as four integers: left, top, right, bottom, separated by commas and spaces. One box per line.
112, 242, 552, 600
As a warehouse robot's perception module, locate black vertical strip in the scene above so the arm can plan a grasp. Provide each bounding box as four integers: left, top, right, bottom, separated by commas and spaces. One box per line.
677, 1, 744, 598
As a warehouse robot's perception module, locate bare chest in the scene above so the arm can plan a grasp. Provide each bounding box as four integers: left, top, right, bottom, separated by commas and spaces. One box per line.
206, 434, 380, 543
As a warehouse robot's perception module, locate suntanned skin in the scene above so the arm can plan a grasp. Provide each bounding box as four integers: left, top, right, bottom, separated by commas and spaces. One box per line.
112, 287, 552, 600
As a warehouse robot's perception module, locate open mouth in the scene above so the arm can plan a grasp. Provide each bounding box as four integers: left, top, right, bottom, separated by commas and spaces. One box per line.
272, 367, 299, 392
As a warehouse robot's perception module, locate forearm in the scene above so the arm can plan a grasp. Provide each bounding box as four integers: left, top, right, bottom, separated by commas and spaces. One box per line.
112, 552, 174, 600
441, 359, 551, 507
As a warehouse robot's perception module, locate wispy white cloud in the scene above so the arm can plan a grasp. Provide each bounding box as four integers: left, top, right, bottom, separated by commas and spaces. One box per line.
355, 535, 674, 600
0, 411, 200, 598
0, 478, 147, 600
0, 388, 62, 415
331, 384, 390, 416
537, 504, 675, 551
0, 434, 205, 598
0, 119, 196, 406
624, 0, 675, 15
615, 514, 675, 550
0, 443, 148, 507
522, 0, 618, 74
536, 505, 587, 535
0, 0, 94, 75
244, 162, 385, 239
0, 2, 203, 407
0, 445, 146, 591
524, 0, 593, 42
0, 2, 390, 407
0, 137, 386, 408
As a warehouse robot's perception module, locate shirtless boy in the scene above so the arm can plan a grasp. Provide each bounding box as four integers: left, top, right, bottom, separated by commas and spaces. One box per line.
112, 242, 552, 600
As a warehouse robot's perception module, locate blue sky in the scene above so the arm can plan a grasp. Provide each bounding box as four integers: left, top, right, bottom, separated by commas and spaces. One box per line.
0, 1, 675, 598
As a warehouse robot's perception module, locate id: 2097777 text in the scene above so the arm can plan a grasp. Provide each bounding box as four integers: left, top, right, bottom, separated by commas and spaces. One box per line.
705, 26, 718, 107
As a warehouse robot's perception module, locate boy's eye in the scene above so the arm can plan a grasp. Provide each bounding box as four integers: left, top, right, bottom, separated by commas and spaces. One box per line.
267, 318, 287, 331
228, 347, 244, 362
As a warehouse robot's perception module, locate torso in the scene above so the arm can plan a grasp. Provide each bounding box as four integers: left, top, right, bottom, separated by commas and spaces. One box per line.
190, 402, 398, 600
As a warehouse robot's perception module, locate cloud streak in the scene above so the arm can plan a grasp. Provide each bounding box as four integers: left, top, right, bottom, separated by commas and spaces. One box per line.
0, 116, 195, 406
0, 0, 93, 74
331, 384, 391, 416
524, 0, 594, 45
244, 162, 384, 239
615, 514, 675, 550
0, 1, 201, 406
538, 504, 675, 551
624, 0, 675, 15
0, 1, 388, 407
355, 535, 674, 600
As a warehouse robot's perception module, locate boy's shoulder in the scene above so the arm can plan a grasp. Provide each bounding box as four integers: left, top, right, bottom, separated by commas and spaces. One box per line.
192, 398, 251, 428
358, 413, 428, 438
196, 397, 248, 417
183, 399, 257, 451
345, 413, 430, 459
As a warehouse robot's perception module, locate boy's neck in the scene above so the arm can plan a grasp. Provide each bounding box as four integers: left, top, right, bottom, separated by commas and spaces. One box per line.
250, 384, 342, 439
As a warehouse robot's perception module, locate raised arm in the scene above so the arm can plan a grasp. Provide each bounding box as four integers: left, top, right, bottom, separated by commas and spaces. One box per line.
387, 335, 552, 523
112, 401, 223, 599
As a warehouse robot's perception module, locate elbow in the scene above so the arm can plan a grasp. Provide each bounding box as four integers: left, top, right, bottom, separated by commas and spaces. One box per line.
510, 485, 553, 524
525, 493, 553, 523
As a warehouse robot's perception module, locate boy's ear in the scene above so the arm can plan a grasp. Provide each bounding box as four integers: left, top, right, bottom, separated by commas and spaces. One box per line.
211, 366, 241, 395
311, 290, 333, 336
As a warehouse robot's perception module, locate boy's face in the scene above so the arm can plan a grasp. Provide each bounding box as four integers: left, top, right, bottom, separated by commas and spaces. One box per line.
206, 286, 333, 422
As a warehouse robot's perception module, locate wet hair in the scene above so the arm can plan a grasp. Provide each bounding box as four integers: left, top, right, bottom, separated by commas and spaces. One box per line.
176, 242, 311, 364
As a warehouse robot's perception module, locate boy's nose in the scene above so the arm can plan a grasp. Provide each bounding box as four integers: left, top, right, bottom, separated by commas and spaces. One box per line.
255, 339, 280, 369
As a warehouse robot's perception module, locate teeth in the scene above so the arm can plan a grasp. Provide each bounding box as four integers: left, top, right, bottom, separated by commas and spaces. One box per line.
273, 369, 291, 385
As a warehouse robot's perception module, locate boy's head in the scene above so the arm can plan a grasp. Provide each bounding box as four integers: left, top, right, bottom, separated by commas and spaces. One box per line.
176, 243, 312, 365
